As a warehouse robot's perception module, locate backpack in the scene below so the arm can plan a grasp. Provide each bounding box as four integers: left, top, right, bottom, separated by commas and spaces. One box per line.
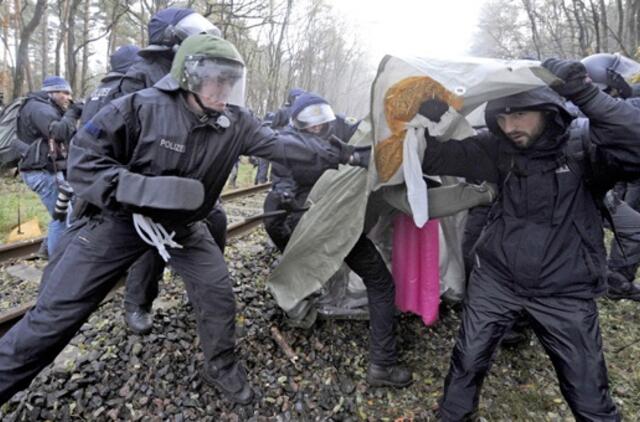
0, 97, 28, 169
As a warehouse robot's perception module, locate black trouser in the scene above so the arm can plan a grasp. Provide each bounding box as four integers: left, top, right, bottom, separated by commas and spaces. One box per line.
608, 192, 640, 281
0, 215, 237, 405
263, 190, 303, 252
344, 234, 397, 366
254, 158, 269, 185
124, 204, 227, 312
439, 269, 620, 422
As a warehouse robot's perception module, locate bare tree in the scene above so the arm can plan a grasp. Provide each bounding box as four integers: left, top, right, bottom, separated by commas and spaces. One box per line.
12, 0, 46, 98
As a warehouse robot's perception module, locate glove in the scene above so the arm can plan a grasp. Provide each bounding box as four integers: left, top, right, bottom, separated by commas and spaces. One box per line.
347, 145, 371, 169
65, 100, 84, 120
417, 98, 449, 122
116, 171, 205, 211
278, 191, 295, 211
542, 58, 599, 104
607, 68, 632, 99
329, 136, 370, 169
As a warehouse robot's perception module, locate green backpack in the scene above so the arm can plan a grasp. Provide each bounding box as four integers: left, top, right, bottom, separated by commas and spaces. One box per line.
0, 97, 28, 169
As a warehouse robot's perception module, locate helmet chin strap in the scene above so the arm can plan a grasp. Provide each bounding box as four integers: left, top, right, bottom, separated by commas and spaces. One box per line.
193, 92, 221, 117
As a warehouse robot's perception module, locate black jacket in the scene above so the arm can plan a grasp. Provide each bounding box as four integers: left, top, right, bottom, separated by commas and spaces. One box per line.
68, 75, 349, 226
17, 92, 77, 172
80, 72, 124, 125
423, 88, 640, 299
117, 51, 173, 96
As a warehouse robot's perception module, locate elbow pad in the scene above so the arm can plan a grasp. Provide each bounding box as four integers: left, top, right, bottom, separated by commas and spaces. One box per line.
116, 171, 205, 211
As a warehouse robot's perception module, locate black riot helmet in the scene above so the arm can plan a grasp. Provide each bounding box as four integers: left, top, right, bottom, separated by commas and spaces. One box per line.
581, 53, 640, 98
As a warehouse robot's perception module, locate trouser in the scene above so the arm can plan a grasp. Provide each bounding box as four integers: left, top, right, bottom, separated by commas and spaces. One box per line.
263, 190, 302, 252
439, 269, 620, 422
0, 215, 237, 405
254, 158, 269, 185
21, 170, 68, 255
608, 191, 640, 281
344, 234, 397, 366
124, 204, 228, 312
227, 160, 239, 189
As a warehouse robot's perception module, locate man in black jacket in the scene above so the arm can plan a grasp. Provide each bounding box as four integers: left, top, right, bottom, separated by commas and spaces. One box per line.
420, 59, 640, 421
17, 76, 81, 255
0, 34, 369, 406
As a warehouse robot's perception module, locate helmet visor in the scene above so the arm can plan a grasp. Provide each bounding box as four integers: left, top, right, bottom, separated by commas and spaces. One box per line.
292, 103, 336, 130
185, 57, 246, 108
175, 13, 221, 39
612, 54, 640, 81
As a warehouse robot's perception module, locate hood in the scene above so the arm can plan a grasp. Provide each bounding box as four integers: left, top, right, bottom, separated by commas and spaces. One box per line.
485, 86, 575, 153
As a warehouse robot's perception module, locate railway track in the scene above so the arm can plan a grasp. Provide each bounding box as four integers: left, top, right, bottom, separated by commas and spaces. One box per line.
0, 182, 272, 337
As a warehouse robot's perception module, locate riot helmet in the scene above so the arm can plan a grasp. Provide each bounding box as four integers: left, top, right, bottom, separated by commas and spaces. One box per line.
150, 8, 221, 48
290, 93, 336, 138
581, 53, 640, 98
171, 34, 245, 114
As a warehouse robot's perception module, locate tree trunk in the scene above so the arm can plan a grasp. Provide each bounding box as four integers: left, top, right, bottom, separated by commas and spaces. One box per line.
40, 2, 48, 83
80, 0, 91, 96
65, 0, 82, 93
12, 0, 46, 99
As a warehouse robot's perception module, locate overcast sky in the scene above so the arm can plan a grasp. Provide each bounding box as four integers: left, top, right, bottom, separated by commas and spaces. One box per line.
327, 0, 487, 64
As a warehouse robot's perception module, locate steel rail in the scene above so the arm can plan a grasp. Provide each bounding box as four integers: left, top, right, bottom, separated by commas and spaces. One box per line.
0, 183, 271, 265
0, 183, 272, 336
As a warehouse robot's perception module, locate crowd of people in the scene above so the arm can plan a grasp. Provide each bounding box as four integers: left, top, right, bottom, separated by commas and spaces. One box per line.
0, 6, 640, 420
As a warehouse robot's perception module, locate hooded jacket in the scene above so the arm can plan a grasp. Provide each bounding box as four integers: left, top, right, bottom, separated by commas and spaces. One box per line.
68, 75, 350, 226
422, 87, 640, 298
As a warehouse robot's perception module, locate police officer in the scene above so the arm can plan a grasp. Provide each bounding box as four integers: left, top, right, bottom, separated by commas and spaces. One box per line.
0, 34, 369, 406
17, 76, 82, 255
101, 7, 228, 334
263, 93, 411, 388
419, 59, 640, 420
582, 52, 640, 300
79, 44, 141, 124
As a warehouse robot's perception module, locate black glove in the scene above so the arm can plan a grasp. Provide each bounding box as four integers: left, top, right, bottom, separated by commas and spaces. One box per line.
116, 171, 205, 211
607, 68, 632, 99
65, 100, 84, 120
418, 98, 449, 122
278, 191, 295, 211
542, 58, 599, 104
347, 145, 371, 169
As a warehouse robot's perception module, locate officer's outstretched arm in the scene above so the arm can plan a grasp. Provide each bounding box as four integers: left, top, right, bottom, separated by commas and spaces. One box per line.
240, 112, 366, 171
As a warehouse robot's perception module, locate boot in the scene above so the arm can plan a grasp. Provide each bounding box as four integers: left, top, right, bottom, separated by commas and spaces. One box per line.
125, 307, 153, 334
201, 361, 255, 405
366, 363, 412, 388
607, 271, 640, 301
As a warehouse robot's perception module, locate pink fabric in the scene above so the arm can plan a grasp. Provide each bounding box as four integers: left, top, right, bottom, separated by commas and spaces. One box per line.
392, 214, 440, 326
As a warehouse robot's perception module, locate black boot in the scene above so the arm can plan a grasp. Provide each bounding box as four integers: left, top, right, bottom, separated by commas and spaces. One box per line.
607, 271, 640, 301
201, 361, 255, 405
366, 363, 412, 388
125, 307, 153, 334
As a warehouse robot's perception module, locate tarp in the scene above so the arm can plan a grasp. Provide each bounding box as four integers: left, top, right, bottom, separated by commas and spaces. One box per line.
267, 55, 557, 313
